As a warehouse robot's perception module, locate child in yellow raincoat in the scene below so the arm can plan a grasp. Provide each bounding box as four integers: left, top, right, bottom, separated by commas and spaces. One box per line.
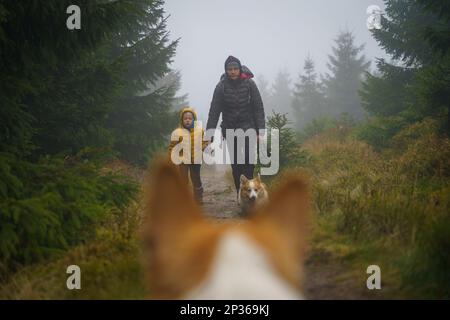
168, 107, 208, 204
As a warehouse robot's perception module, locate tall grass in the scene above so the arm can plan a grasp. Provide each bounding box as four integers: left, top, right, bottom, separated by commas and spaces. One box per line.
302, 118, 450, 298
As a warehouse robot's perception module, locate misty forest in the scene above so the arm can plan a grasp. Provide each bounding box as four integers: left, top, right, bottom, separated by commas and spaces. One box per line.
0, 0, 449, 299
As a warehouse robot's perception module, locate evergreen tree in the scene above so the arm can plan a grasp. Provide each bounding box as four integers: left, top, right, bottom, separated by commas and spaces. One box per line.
0, 0, 178, 163
291, 56, 326, 130
415, 0, 450, 130
418, 0, 450, 58
0, 0, 137, 157
323, 31, 370, 120
269, 70, 293, 121
266, 111, 309, 169
360, 60, 417, 118
0, 0, 179, 274
155, 70, 189, 111
361, 0, 450, 133
105, 5, 178, 165
256, 74, 271, 108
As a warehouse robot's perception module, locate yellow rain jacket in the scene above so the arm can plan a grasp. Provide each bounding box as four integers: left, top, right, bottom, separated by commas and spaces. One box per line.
168, 107, 208, 164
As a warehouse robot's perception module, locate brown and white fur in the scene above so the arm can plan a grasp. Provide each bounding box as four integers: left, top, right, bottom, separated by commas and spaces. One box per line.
142, 159, 311, 299
238, 174, 269, 213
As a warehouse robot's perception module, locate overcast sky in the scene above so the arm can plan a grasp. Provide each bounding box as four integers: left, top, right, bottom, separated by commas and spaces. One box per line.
164, 0, 388, 123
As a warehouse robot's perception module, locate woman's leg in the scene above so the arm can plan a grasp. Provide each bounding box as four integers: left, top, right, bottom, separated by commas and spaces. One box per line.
226, 136, 242, 192
243, 135, 256, 180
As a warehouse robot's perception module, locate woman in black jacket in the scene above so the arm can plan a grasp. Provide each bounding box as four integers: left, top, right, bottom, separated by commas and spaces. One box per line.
206, 55, 266, 194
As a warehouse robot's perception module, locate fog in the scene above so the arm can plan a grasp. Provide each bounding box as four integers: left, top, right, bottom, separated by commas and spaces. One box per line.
165, 0, 388, 124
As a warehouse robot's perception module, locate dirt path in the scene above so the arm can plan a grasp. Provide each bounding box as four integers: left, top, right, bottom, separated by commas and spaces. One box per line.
201, 165, 241, 220
198, 164, 378, 299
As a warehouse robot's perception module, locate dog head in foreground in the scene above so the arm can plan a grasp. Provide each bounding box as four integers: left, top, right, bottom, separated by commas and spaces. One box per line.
142, 160, 311, 299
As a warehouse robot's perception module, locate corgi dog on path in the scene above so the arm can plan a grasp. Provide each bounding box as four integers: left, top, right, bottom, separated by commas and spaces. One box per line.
238, 174, 269, 213
142, 160, 311, 299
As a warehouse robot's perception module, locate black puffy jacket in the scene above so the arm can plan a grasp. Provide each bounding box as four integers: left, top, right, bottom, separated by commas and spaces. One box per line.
206, 57, 265, 136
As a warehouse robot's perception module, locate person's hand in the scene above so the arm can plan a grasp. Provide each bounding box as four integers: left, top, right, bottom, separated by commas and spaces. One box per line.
257, 133, 265, 143
204, 140, 214, 157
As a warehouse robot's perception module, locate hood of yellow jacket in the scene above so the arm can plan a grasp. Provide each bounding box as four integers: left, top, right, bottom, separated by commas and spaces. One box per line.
179, 107, 198, 128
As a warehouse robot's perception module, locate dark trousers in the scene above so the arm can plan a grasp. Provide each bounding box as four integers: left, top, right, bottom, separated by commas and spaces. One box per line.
179, 164, 203, 203
225, 136, 256, 193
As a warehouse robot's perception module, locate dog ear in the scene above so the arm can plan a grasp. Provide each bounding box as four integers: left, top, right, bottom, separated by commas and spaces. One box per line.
141, 158, 205, 298
256, 173, 261, 182
143, 158, 202, 235
240, 174, 248, 185
256, 173, 311, 253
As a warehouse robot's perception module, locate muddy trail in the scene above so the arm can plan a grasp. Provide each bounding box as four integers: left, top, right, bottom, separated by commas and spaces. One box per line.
202, 165, 241, 221
198, 164, 379, 300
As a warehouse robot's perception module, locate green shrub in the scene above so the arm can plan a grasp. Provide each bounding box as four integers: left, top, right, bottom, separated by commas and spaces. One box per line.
0, 150, 138, 277
263, 111, 311, 170
299, 116, 335, 142
354, 109, 424, 150
392, 118, 450, 181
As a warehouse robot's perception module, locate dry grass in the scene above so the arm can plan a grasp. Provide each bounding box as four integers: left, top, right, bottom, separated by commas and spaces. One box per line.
300, 119, 450, 298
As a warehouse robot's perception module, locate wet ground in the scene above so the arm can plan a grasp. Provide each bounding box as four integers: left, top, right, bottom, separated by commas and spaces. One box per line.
197, 164, 380, 299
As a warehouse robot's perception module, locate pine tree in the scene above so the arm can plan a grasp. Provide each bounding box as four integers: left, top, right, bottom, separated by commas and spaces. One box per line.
323, 31, 370, 120
266, 111, 309, 169
105, 4, 178, 165
361, 0, 450, 132
269, 70, 293, 121
155, 70, 189, 112
360, 60, 418, 117
0, 0, 178, 274
418, 0, 450, 58
291, 56, 326, 130
256, 75, 271, 108
416, 0, 450, 130
0, 1, 179, 163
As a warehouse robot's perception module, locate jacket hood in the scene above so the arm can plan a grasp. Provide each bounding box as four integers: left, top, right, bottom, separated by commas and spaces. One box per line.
220, 65, 254, 81
179, 107, 198, 127
224, 55, 242, 72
